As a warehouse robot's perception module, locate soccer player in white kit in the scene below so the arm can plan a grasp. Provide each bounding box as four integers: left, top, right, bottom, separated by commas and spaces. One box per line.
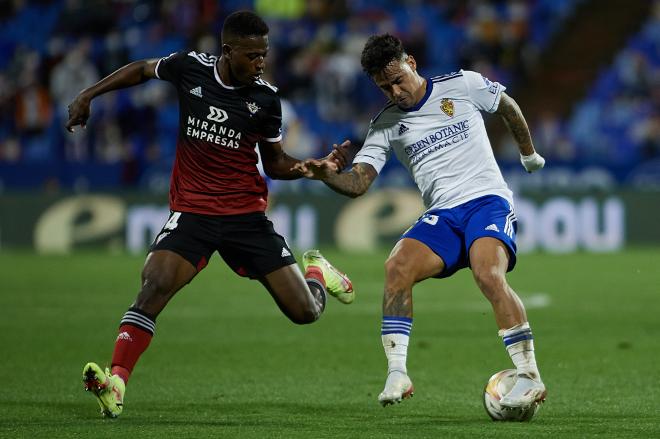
296, 34, 547, 410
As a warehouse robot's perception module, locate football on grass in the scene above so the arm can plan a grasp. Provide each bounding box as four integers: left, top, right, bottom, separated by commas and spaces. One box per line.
483, 369, 540, 421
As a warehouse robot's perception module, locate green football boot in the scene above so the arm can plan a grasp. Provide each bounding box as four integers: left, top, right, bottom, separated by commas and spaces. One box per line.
302, 250, 354, 304
82, 362, 125, 418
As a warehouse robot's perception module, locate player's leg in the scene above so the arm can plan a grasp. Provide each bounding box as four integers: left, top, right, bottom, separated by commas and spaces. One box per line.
114, 249, 198, 379
83, 211, 206, 417
379, 237, 445, 406
83, 250, 198, 417
468, 237, 545, 408
469, 237, 526, 329
261, 249, 354, 323
219, 212, 352, 324
260, 264, 326, 324
301, 249, 353, 304
83, 250, 197, 417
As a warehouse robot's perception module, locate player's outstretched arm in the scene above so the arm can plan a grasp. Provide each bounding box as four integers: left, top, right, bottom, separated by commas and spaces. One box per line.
66, 59, 159, 132
263, 140, 351, 180
495, 92, 545, 173
317, 162, 378, 198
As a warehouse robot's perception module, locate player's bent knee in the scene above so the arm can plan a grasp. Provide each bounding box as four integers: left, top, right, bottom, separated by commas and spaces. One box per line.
287, 306, 321, 325
280, 293, 322, 325
384, 257, 415, 288
473, 268, 507, 295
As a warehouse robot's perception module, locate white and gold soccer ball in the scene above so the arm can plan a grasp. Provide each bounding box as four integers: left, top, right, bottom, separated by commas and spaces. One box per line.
483, 369, 540, 421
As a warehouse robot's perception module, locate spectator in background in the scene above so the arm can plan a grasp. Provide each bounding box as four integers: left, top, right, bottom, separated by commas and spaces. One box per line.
50, 39, 99, 162
534, 111, 575, 161
632, 114, 660, 159
14, 51, 52, 161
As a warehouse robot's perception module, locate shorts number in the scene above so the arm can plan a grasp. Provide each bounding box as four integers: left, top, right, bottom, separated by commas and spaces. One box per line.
422, 214, 439, 226
164, 212, 181, 230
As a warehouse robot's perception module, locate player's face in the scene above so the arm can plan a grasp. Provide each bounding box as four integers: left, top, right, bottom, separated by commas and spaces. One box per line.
373, 56, 425, 109
225, 35, 269, 85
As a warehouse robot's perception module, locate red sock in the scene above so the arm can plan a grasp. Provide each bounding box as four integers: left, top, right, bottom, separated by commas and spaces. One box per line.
111, 324, 153, 384
305, 266, 325, 288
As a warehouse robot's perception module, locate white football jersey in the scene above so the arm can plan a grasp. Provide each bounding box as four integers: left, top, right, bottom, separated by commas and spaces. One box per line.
354, 70, 513, 210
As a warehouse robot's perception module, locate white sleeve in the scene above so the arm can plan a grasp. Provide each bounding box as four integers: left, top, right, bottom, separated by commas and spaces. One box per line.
353, 123, 390, 173
462, 70, 506, 113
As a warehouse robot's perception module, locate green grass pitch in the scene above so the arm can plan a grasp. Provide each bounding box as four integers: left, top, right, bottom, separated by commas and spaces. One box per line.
1, 248, 659, 438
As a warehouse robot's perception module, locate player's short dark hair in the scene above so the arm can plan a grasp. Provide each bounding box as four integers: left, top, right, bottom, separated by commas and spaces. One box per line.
361, 34, 407, 76
222, 10, 269, 42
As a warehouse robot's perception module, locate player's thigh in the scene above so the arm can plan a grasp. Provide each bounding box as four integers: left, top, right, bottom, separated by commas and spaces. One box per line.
216, 212, 296, 279
142, 249, 198, 294
400, 211, 465, 278
151, 211, 216, 273
387, 238, 445, 283
464, 196, 517, 273
468, 237, 510, 276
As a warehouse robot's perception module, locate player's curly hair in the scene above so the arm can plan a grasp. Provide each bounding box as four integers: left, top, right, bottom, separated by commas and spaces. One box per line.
222, 10, 269, 40
361, 34, 406, 76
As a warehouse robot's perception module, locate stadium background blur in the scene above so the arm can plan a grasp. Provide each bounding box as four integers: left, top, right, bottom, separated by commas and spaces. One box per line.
2, 2, 660, 437
0, 0, 659, 252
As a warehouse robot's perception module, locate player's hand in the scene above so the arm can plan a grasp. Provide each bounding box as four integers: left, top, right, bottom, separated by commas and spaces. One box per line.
65, 92, 92, 132
291, 158, 339, 180
325, 139, 353, 171
520, 152, 545, 173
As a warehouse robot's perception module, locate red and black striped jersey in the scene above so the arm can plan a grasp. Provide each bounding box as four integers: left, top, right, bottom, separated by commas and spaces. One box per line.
156, 50, 282, 215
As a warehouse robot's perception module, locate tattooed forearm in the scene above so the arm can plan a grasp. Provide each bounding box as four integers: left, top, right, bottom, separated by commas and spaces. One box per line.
322, 162, 377, 198
496, 93, 535, 156
383, 288, 413, 317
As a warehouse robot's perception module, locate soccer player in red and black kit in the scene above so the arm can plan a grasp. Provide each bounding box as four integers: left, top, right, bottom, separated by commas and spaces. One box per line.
65, 11, 354, 418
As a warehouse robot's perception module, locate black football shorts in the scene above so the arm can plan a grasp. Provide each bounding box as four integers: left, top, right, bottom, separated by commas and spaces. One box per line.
150, 210, 296, 278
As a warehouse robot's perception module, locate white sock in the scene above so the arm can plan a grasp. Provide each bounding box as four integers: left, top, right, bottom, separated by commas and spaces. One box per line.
499, 322, 541, 380
381, 316, 412, 374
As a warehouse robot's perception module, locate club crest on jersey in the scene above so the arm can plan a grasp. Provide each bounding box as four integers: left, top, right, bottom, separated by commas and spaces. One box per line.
246, 101, 260, 115
440, 98, 454, 117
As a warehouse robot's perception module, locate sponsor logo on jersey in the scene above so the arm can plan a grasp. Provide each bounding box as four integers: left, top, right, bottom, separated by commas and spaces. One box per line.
281, 247, 291, 257
398, 123, 409, 135
246, 101, 260, 115
404, 119, 470, 165
190, 86, 203, 97
440, 98, 454, 117
186, 114, 242, 149
207, 105, 228, 123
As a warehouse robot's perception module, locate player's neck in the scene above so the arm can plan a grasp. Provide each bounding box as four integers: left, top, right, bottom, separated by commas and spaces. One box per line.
412, 77, 427, 106
217, 57, 238, 87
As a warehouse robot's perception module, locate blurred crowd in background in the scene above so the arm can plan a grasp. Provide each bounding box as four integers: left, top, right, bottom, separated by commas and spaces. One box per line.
0, 0, 658, 192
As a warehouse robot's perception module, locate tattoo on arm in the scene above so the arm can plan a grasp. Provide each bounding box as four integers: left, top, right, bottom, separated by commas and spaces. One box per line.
322, 162, 377, 198
496, 93, 535, 156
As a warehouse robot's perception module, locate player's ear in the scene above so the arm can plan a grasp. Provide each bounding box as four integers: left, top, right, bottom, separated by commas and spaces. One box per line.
222, 43, 232, 59
406, 54, 417, 72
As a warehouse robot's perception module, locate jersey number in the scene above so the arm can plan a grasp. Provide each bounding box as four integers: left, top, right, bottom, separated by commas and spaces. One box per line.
164, 212, 182, 230
422, 214, 439, 226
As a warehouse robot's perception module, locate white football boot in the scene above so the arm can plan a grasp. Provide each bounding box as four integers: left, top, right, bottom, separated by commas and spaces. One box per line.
378, 370, 414, 406
500, 374, 546, 408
